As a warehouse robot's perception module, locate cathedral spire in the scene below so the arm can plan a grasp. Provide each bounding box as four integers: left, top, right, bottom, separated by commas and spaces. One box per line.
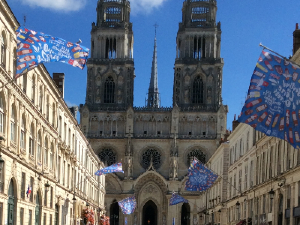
147, 24, 160, 108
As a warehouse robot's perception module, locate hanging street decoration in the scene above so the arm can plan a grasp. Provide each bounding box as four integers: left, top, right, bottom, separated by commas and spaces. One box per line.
238, 50, 300, 149
16, 27, 89, 78
185, 159, 218, 191
118, 196, 137, 215
169, 192, 188, 206
95, 162, 124, 176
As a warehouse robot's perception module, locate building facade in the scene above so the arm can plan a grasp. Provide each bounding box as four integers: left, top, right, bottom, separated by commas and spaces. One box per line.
80, 0, 227, 225
0, 1, 105, 225
196, 25, 300, 225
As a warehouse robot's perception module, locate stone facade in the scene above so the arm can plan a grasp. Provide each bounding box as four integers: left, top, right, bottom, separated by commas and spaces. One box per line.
80, 0, 227, 225
0, 1, 105, 225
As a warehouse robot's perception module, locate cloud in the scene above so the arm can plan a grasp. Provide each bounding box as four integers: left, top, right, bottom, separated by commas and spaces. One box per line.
130, 0, 168, 14
20, 0, 87, 12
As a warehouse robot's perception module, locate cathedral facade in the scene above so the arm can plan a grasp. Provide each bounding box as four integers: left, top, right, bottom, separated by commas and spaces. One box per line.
80, 0, 228, 224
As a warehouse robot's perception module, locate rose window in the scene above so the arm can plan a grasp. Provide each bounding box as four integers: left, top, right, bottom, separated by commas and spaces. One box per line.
187, 149, 206, 165
141, 148, 161, 170
99, 148, 116, 166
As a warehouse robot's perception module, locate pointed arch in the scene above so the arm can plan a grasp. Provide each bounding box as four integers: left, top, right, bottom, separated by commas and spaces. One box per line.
142, 200, 157, 225
181, 203, 191, 225
110, 200, 119, 225
192, 76, 204, 104
7, 178, 16, 225
104, 76, 115, 103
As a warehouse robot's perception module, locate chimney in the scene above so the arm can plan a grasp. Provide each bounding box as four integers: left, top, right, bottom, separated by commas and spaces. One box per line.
293, 23, 300, 55
69, 106, 79, 119
53, 73, 65, 98
232, 114, 240, 131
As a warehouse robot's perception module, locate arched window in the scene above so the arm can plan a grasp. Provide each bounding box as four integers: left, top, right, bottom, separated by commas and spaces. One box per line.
104, 76, 115, 103
32, 75, 36, 103
29, 124, 34, 156
52, 103, 56, 127
99, 148, 116, 166
10, 105, 16, 142
50, 143, 54, 170
187, 149, 206, 165
23, 73, 27, 93
0, 96, 4, 134
39, 86, 43, 112
192, 76, 204, 104
46, 95, 49, 120
13, 47, 17, 76
1, 31, 7, 68
44, 138, 48, 166
68, 128, 71, 146
141, 148, 161, 170
20, 116, 25, 149
37, 132, 42, 162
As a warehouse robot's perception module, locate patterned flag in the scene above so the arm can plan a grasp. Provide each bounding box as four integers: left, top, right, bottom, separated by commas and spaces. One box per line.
15, 27, 89, 78
169, 192, 188, 206
185, 159, 218, 191
118, 196, 137, 215
94, 162, 124, 176
238, 51, 300, 149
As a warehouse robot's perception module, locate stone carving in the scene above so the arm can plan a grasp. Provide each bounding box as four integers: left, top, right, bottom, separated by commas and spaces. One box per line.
134, 215, 137, 225
163, 215, 166, 225
169, 157, 178, 179
126, 156, 133, 179
193, 215, 199, 225
145, 184, 157, 194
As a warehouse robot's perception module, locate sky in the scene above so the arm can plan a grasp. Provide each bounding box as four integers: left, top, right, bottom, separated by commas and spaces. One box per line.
8, 0, 300, 130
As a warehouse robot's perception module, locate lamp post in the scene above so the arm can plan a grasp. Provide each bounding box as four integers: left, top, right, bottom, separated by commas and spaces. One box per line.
268, 189, 275, 200
236, 201, 241, 221
0, 153, 4, 192
269, 189, 275, 212
44, 181, 50, 192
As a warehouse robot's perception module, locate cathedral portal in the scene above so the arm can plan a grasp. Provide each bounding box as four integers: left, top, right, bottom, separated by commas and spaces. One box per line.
81, 0, 228, 224
142, 200, 157, 225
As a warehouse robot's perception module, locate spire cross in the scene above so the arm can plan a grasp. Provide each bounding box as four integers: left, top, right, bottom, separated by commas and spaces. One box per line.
154, 23, 159, 36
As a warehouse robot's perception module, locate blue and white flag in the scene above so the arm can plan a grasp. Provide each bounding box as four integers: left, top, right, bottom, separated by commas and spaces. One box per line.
95, 162, 124, 176
238, 51, 300, 149
169, 192, 188, 206
118, 196, 137, 215
185, 159, 218, 192
15, 27, 89, 78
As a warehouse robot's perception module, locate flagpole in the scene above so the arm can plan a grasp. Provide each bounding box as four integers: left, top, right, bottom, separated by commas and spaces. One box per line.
259, 43, 300, 67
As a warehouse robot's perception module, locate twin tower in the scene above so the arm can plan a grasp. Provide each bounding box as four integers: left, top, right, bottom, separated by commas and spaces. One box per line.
85, 0, 223, 111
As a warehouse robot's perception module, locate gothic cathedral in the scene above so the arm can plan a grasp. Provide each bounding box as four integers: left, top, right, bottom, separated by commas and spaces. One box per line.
80, 0, 228, 224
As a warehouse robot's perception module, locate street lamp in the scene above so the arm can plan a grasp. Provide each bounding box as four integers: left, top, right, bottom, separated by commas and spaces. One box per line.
45, 181, 50, 192
86, 201, 90, 207
236, 201, 240, 211
72, 193, 77, 203
268, 189, 275, 200
0, 154, 4, 171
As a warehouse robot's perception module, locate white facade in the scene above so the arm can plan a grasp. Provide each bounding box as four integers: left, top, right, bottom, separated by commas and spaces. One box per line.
0, 1, 106, 225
